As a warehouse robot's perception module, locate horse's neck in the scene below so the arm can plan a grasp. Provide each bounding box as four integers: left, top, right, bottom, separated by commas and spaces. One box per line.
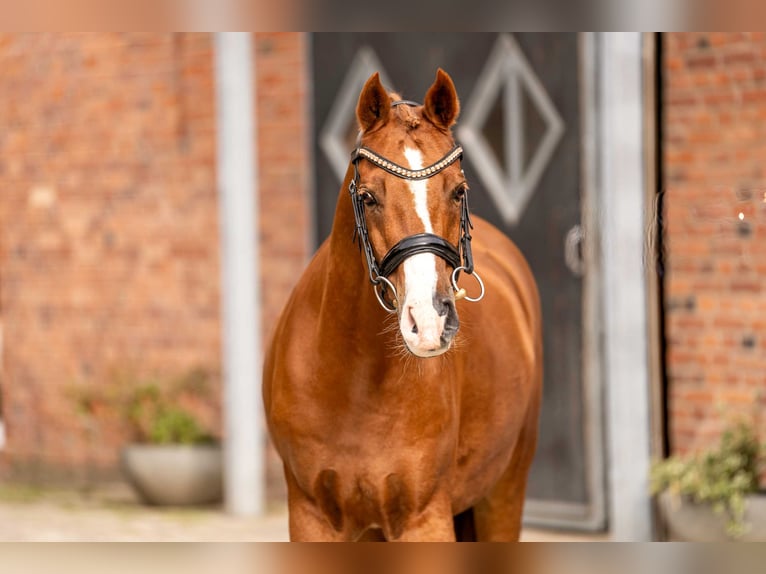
315, 176, 451, 386
318, 177, 390, 348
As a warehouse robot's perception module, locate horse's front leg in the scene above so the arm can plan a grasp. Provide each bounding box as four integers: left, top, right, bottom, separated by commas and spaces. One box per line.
285, 467, 347, 541
473, 403, 540, 541
391, 492, 456, 542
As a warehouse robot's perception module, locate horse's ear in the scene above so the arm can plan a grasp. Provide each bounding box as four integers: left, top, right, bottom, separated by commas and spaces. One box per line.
356, 72, 391, 132
423, 69, 460, 130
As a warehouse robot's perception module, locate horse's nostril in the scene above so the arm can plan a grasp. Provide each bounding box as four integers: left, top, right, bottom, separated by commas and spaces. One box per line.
442, 297, 459, 336
407, 306, 419, 335
434, 296, 455, 318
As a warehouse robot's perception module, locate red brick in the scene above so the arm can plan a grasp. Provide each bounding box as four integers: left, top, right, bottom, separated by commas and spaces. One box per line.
723, 50, 758, 66
0, 33, 223, 481
664, 32, 766, 466
686, 54, 717, 69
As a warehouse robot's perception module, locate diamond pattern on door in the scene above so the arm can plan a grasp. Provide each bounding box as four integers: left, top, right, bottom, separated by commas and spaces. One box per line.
457, 34, 565, 226
319, 47, 393, 182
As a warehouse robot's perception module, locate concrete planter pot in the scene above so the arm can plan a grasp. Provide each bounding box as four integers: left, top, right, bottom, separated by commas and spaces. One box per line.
660, 491, 766, 541
121, 444, 223, 506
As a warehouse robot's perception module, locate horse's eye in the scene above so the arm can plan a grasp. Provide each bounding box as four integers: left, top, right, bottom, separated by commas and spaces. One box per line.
360, 190, 377, 207
453, 184, 468, 201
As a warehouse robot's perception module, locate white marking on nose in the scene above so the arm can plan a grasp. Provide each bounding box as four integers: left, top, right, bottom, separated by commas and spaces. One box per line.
399, 147, 445, 356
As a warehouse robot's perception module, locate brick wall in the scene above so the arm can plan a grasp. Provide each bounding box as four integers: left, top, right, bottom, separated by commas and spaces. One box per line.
255, 33, 311, 343
0, 33, 222, 481
663, 33, 766, 457
253, 32, 311, 502
0, 32, 311, 493
2, 31, 761, 494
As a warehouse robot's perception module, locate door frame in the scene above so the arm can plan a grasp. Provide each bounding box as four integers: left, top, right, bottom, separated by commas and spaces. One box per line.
305, 33, 657, 538
524, 34, 659, 540
522, 32, 607, 532
598, 32, 656, 541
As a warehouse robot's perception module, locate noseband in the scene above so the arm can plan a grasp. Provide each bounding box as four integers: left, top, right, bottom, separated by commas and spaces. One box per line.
348, 101, 485, 313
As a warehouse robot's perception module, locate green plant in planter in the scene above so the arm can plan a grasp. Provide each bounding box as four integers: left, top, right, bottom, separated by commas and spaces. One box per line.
71, 366, 219, 446
128, 384, 215, 445
651, 420, 765, 537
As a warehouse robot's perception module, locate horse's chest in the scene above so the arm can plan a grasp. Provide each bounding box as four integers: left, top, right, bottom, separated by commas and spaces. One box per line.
309, 465, 438, 540
280, 364, 458, 458
291, 412, 456, 493
286, 411, 455, 539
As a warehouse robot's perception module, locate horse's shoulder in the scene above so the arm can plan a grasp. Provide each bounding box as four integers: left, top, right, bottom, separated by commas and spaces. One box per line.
272, 241, 330, 328
264, 241, 330, 389
465, 215, 542, 349
471, 217, 537, 298
471, 216, 531, 273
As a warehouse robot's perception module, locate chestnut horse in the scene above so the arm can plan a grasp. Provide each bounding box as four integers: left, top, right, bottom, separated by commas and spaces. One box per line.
263, 69, 542, 541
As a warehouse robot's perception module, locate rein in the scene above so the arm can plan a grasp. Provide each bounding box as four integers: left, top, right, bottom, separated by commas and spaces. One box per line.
348, 101, 485, 313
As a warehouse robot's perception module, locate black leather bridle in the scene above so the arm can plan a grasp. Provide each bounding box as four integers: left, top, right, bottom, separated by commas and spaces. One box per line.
348, 101, 484, 313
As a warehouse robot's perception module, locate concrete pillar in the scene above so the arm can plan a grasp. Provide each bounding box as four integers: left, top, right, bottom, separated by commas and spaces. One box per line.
214, 32, 264, 516
599, 32, 654, 541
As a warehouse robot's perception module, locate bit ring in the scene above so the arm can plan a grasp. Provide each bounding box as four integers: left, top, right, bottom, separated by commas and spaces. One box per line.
373, 276, 398, 313
451, 267, 485, 303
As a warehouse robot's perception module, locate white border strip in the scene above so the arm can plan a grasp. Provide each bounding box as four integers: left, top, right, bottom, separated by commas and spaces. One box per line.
599, 32, 653, 541
214, 32, 264, 516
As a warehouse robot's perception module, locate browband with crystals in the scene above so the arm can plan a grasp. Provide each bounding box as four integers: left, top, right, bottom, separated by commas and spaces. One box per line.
353, 145, 464, 181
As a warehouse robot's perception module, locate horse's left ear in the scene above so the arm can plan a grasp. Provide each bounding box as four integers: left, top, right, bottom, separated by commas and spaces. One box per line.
423, 69, 460, 130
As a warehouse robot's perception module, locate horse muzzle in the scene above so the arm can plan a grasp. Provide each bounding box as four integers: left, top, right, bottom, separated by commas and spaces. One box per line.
399, 286, 459, 358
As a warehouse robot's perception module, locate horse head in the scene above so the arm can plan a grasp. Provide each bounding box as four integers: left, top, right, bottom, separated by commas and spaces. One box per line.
352, 69, 472, 358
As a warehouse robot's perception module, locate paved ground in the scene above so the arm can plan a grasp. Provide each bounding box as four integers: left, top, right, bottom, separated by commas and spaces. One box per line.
0, 482, 606, 541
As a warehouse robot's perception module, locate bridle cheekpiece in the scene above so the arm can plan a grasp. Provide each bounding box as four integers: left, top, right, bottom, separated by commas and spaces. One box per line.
348, 100, 485, 313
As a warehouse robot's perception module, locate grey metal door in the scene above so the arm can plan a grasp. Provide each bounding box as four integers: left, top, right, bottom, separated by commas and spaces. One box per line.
311, 33, 605, 530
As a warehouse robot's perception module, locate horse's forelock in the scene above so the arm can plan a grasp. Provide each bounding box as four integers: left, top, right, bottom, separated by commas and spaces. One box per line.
389, 92, 421, 130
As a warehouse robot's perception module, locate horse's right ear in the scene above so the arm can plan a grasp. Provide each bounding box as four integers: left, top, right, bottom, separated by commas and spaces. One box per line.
356, 72, 390, 132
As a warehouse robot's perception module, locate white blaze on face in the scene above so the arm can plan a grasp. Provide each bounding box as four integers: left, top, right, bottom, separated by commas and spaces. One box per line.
399, 147, 447, 356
